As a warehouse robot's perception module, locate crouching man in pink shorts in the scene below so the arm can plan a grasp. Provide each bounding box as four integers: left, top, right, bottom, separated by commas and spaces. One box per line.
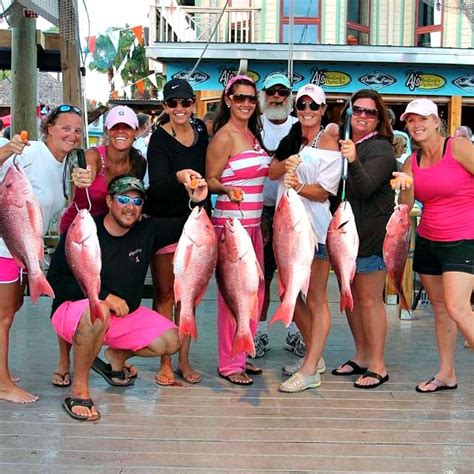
47, 174, 208, 421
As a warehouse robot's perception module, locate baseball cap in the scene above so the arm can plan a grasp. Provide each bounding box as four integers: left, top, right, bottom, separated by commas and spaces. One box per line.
108, 176, 146, 197
105, 105, 139, 129
263, 73, 291, 90
163, 78, 194, 101
401, 99, 438, 121
296, 84, 326, 105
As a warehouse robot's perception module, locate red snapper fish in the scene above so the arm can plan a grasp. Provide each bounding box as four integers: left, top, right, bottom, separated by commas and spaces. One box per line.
272, 188, 315, 327
174, 206, 218, 340
65, 209, 105, 322
326, 201, 359, 312
0, 163, 54, 303
216, 218, 263, 357
383, 204, 411, 311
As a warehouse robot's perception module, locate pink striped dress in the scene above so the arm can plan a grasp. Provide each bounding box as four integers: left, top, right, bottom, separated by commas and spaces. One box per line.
212, 149, 270, 228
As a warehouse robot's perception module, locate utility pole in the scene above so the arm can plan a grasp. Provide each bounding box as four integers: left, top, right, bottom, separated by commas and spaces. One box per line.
11, 11, 37, 139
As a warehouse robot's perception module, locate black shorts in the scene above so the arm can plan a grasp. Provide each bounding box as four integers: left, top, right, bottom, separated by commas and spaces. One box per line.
262, 205, 277, 281
413, 235, 474, 276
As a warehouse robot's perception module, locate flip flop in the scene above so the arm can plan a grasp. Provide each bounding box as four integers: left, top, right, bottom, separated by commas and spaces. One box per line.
245, 362, 263, 375
332, 360, 367, 376
62, 397, 100, 422
91, 357, 134, 387
354, 370, 389, 389
51, 372, 71, 387
218, 372, 253, 386
175, 368, 202, 384
416, 376, 458, 393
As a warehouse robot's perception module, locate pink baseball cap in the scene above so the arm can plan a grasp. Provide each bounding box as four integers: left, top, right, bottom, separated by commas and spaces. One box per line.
105, 105, 139, 129
296, 84, 326, 105
400, 99, 438, 121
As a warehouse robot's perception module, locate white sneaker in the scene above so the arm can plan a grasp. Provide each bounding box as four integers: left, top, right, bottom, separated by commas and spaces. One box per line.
281, 357, 325, 376
278, 371, 321, 393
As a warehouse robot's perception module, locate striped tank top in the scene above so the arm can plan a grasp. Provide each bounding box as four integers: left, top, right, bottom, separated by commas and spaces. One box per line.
212, 149, 270, 228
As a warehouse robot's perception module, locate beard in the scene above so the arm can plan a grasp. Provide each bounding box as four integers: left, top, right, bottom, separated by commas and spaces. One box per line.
258, 91, 294, 122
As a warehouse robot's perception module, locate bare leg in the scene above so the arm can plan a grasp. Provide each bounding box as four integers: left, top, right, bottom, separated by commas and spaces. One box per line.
0, 280, 38, 404
151, 252, 176, 385
417, 274, 457, 390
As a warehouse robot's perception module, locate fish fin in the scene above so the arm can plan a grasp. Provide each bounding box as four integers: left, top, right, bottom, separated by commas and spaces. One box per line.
26, 200, 43, 240
28, 273, 55, 304
339, 288, 354, 313
179, 315, 198, 341
232, 331, 256, 358
270, 301, 294, 328
276, 271, 286, 300
90, 302, 107, 324
250, 294, 260, 323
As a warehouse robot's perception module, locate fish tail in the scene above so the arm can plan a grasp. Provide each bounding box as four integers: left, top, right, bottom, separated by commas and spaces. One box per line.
340, 287, 354, 313
29, 273, 55, 304
179, 314, 197, 341
270, 301, 294, 328
90, 302, 107, 324
232, 331, 256, 358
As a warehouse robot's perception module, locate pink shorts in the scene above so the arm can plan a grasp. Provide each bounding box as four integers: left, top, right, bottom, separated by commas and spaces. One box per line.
156, 242, 178, 255
51, 299, 177, 351
0, 257, 26, 284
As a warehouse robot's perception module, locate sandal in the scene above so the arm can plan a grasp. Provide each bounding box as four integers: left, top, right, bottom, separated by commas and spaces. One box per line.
245, 362, 263, 375
91, 357, 134, 387
62, 397, 100, 422
218, 372, 253, 385
51, 372, 71, 387
332, 360, 367, 376
354, 371, 389, 389
416, 376, 457, 393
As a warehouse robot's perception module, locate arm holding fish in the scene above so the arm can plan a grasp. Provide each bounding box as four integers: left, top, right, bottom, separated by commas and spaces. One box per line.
392, 156, 415, 209
206, 130, 244, 203
0, 134, 28, 166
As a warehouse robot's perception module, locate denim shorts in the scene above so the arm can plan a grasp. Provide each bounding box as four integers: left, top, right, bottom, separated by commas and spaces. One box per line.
355, 254, 386, 273
315, 243, 328, 261
413, 235, 474, 276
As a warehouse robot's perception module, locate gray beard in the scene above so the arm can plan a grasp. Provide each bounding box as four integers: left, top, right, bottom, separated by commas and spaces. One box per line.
259, 92, 294, 122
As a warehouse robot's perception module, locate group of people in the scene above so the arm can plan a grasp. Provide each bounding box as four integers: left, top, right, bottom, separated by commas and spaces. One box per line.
0, 73, 472, 422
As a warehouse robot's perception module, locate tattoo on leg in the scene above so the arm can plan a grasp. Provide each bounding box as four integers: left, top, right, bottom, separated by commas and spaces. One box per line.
73, 328, 82, 347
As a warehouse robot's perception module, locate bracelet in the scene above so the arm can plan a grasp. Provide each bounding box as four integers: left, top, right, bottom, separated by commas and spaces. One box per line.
295, 183, 306, 194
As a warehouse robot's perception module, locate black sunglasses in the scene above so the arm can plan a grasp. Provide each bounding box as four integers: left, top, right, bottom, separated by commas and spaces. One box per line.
164, 98, 194, 108
352, 105, 379, 118
229, 94, 257, 104
295, 99, 322, 111
265, 87, 291, 97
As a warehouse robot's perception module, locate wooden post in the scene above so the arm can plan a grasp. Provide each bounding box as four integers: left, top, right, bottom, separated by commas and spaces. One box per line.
11, 14, 38, 139
448, 96, 462, 136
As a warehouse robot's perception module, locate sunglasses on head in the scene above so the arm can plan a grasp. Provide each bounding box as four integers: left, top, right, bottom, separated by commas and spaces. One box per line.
52, 104, 82, 118
164, 98, 194, 108
295, 99, 322, 111
352, 105, 378, 118
114, 194, 144, 206
229, 93, 257, 104
265, 87, 291, 97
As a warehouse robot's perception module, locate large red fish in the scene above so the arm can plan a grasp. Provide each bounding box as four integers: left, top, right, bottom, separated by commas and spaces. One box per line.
65, 209, 105, 322
216, 218, 263, 357
383, 204, 411, 311
0, 163, 54, 303
326, 201, 359, 312
272, 188, 315, 327
174, 206, 218, 340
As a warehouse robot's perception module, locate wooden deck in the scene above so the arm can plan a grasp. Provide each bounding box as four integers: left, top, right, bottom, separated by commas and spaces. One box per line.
2, 275, 473, 473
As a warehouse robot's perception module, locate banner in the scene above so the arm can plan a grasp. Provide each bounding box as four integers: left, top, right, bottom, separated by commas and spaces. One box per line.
132, 26, 144, 46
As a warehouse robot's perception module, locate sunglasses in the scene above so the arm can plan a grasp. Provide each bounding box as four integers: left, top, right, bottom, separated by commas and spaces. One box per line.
295, 100, 322, 111
352, 105, 379, 118
114, 194, 144, 206
51, 104, 82, 119
164, 98, 194, 108
229, 94, 257, 104
265, 87, 291, 97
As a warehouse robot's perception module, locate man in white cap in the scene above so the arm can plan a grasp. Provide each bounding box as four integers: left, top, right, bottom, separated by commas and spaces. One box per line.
252, 73, 301, 358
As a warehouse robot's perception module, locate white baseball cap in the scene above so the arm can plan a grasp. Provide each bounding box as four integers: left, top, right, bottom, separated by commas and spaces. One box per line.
105, 105, 139, 129
296, 84, 326, 105
400, 99, 438, 121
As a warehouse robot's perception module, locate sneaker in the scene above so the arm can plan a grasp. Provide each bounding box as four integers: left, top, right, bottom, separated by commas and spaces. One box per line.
278, 371, 321, 393
250, 333, 270, 359
281, 357, 326, 376
284, 332, 300, 352
293, 334, 307, 357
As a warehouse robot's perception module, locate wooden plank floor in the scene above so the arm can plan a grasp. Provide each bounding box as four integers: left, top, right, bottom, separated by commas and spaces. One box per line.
1, 274, 473, 473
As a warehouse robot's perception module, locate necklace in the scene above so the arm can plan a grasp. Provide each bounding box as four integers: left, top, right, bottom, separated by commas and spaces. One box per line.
230, 118, 262, 152
170, 124, 195, 146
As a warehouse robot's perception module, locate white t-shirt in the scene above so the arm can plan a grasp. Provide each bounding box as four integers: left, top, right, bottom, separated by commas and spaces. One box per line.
277, 146, 342, 245
133, 136, 149, 188
261, 114, 298, 206
0, 141, 66, 258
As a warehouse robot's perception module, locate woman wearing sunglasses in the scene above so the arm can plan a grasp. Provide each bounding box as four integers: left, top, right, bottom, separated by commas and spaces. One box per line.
52, 105, 146, 388
145, 78, 209, 386
206, 74, 270, 385
268, 84, 342, 392
332, 89, 397, 389
0, 105, 82, 403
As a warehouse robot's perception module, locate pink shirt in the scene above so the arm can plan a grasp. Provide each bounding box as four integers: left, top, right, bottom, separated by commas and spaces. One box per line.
212, 149, 270, 228
413, 138, 474, 241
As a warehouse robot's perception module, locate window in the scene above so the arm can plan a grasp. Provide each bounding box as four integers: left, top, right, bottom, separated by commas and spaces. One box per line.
346, 0, 370, 45
415, 0, 443, 47
280, 0, 321, 44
